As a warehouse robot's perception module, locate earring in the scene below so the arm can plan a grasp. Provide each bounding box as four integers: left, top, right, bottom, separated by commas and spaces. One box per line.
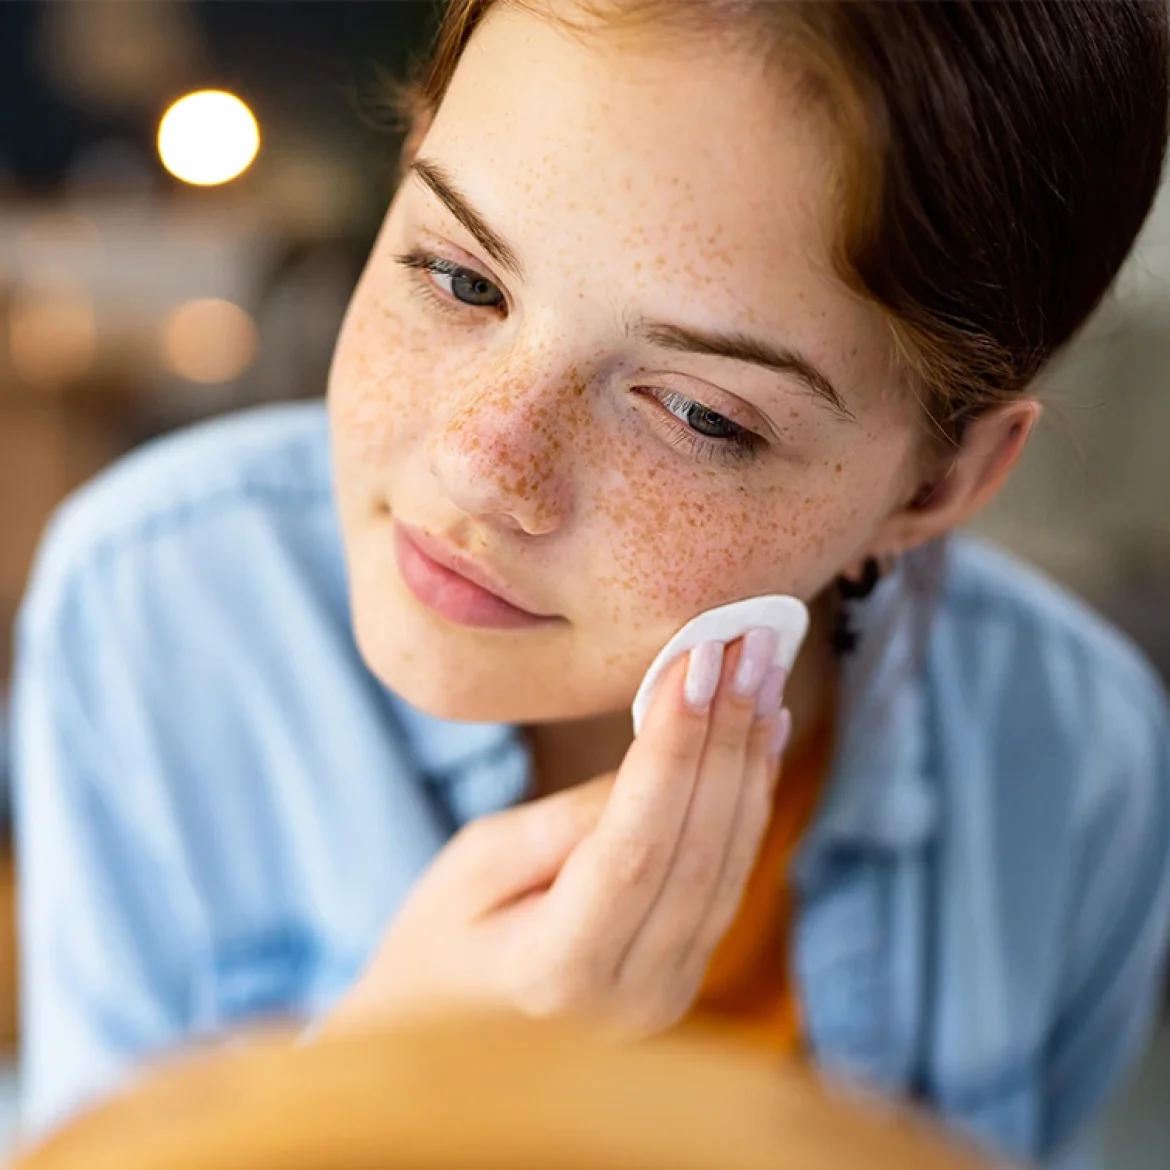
829, 556, 884, 658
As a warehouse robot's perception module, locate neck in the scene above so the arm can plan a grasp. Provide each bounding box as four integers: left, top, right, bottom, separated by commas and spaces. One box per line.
526, 596, 838, 798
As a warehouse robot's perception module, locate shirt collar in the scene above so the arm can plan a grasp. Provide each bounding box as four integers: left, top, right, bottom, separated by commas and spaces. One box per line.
385, 697, 531, 827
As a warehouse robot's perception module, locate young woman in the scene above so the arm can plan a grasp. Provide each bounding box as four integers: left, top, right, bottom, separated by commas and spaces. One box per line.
13, 1, 1170, 1165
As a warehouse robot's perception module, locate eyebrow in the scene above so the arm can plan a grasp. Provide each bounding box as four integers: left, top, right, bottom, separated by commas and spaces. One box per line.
411, 157, 849, 420
636, 320, 854, 420
411, 159, 524, 277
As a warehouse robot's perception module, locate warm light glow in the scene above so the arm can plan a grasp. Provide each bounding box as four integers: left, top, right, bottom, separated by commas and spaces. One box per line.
15, 212, 102, 277
9, 286, 97, 390
157, 90, 260, 186
162, 298, 258, 384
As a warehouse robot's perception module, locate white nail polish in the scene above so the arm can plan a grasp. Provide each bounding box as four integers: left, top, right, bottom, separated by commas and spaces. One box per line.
684, 641, 725, 711
755, 665, 788, 719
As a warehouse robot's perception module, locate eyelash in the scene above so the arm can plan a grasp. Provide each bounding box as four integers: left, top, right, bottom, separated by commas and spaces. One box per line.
643, 390, 765, 466
392, 247, 766, 467
394, 249, 508, 319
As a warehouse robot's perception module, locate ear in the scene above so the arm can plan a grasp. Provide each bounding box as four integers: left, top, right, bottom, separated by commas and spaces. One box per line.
865, 398, 1041, 566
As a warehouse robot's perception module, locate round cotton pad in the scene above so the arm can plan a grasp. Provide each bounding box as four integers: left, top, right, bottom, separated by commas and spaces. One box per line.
631, 595, 810, 734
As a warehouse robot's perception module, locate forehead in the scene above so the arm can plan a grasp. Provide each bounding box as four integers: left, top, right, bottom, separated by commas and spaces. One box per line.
426, 4, 840, 282
417, 3, 910, 427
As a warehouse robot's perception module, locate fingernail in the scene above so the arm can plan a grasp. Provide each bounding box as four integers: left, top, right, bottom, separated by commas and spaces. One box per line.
755, 665, 788, 719
733, 627, 779, 699
684, 641, 725, 711
769, 708, 793, 760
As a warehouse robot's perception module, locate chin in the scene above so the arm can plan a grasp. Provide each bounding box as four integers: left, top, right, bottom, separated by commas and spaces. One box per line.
349, 597, 587, 725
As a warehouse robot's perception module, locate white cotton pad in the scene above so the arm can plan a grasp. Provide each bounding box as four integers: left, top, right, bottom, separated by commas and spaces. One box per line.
631, 595, 809, 734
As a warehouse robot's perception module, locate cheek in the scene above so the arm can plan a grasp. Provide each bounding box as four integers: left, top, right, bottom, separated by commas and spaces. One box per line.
328, 280, 439, 472
580, 442, 891, 630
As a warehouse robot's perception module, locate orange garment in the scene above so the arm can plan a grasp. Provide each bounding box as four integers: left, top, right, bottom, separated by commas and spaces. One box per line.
686, 711, 835, 1053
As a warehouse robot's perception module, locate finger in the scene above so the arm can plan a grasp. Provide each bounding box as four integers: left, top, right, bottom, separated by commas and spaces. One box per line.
537, 648, 717, 974
683, 701, 792, 983
618, 630, 779, 990
429, 772, 615, 918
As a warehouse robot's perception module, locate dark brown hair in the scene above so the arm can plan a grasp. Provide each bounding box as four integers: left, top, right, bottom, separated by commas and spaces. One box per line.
400, 0, 1169, 443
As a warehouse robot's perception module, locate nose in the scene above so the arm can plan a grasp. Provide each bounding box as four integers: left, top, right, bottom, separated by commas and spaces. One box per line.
428, 359, 575, 536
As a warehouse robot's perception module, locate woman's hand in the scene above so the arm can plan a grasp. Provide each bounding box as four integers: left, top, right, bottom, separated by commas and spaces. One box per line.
326, 631, 791, 1039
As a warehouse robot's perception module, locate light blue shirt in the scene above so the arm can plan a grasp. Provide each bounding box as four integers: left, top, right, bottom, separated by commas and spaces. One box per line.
12, 403, 1170, 1163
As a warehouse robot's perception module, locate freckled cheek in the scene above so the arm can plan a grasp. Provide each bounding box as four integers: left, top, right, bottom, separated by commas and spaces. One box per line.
328, 295, 451, 472
575, 444, 774, 623
607, 503, 787, 617
583, 457, 877, 626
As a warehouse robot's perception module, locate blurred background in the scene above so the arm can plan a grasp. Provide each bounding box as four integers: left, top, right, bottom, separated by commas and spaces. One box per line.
0, 0, 1166, 1164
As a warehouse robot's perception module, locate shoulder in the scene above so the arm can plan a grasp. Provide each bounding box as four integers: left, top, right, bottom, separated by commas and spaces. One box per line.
21, 401, 335, 631
938, 536, 1169, 734
10, 402, 406, 905
935, 535, 1170, 864
941, 536, 1164, 701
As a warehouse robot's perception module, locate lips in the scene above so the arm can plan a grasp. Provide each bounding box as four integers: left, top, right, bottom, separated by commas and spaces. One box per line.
393, 522, 561, 630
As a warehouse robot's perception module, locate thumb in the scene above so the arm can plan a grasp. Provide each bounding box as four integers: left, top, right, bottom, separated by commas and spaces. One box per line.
433, 773, 616, 917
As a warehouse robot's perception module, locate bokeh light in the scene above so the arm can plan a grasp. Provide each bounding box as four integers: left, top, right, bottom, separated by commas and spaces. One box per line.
15, 212, 102, 281
8, 286, 98, 390
157, 91, 260, 186
162, 298, 258, 384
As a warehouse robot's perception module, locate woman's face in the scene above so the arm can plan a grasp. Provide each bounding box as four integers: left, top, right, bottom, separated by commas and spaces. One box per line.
329, 4, 924, 723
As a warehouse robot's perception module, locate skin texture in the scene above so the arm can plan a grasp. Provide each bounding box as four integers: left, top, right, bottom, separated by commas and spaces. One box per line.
324, 4, 1035, 1033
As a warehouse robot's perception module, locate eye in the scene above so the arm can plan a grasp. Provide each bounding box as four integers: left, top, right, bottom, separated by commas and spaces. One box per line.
437, 265, 504, 308
642, 388, 765, 466
395, 249, 505, 310
660, 392, 742, 440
